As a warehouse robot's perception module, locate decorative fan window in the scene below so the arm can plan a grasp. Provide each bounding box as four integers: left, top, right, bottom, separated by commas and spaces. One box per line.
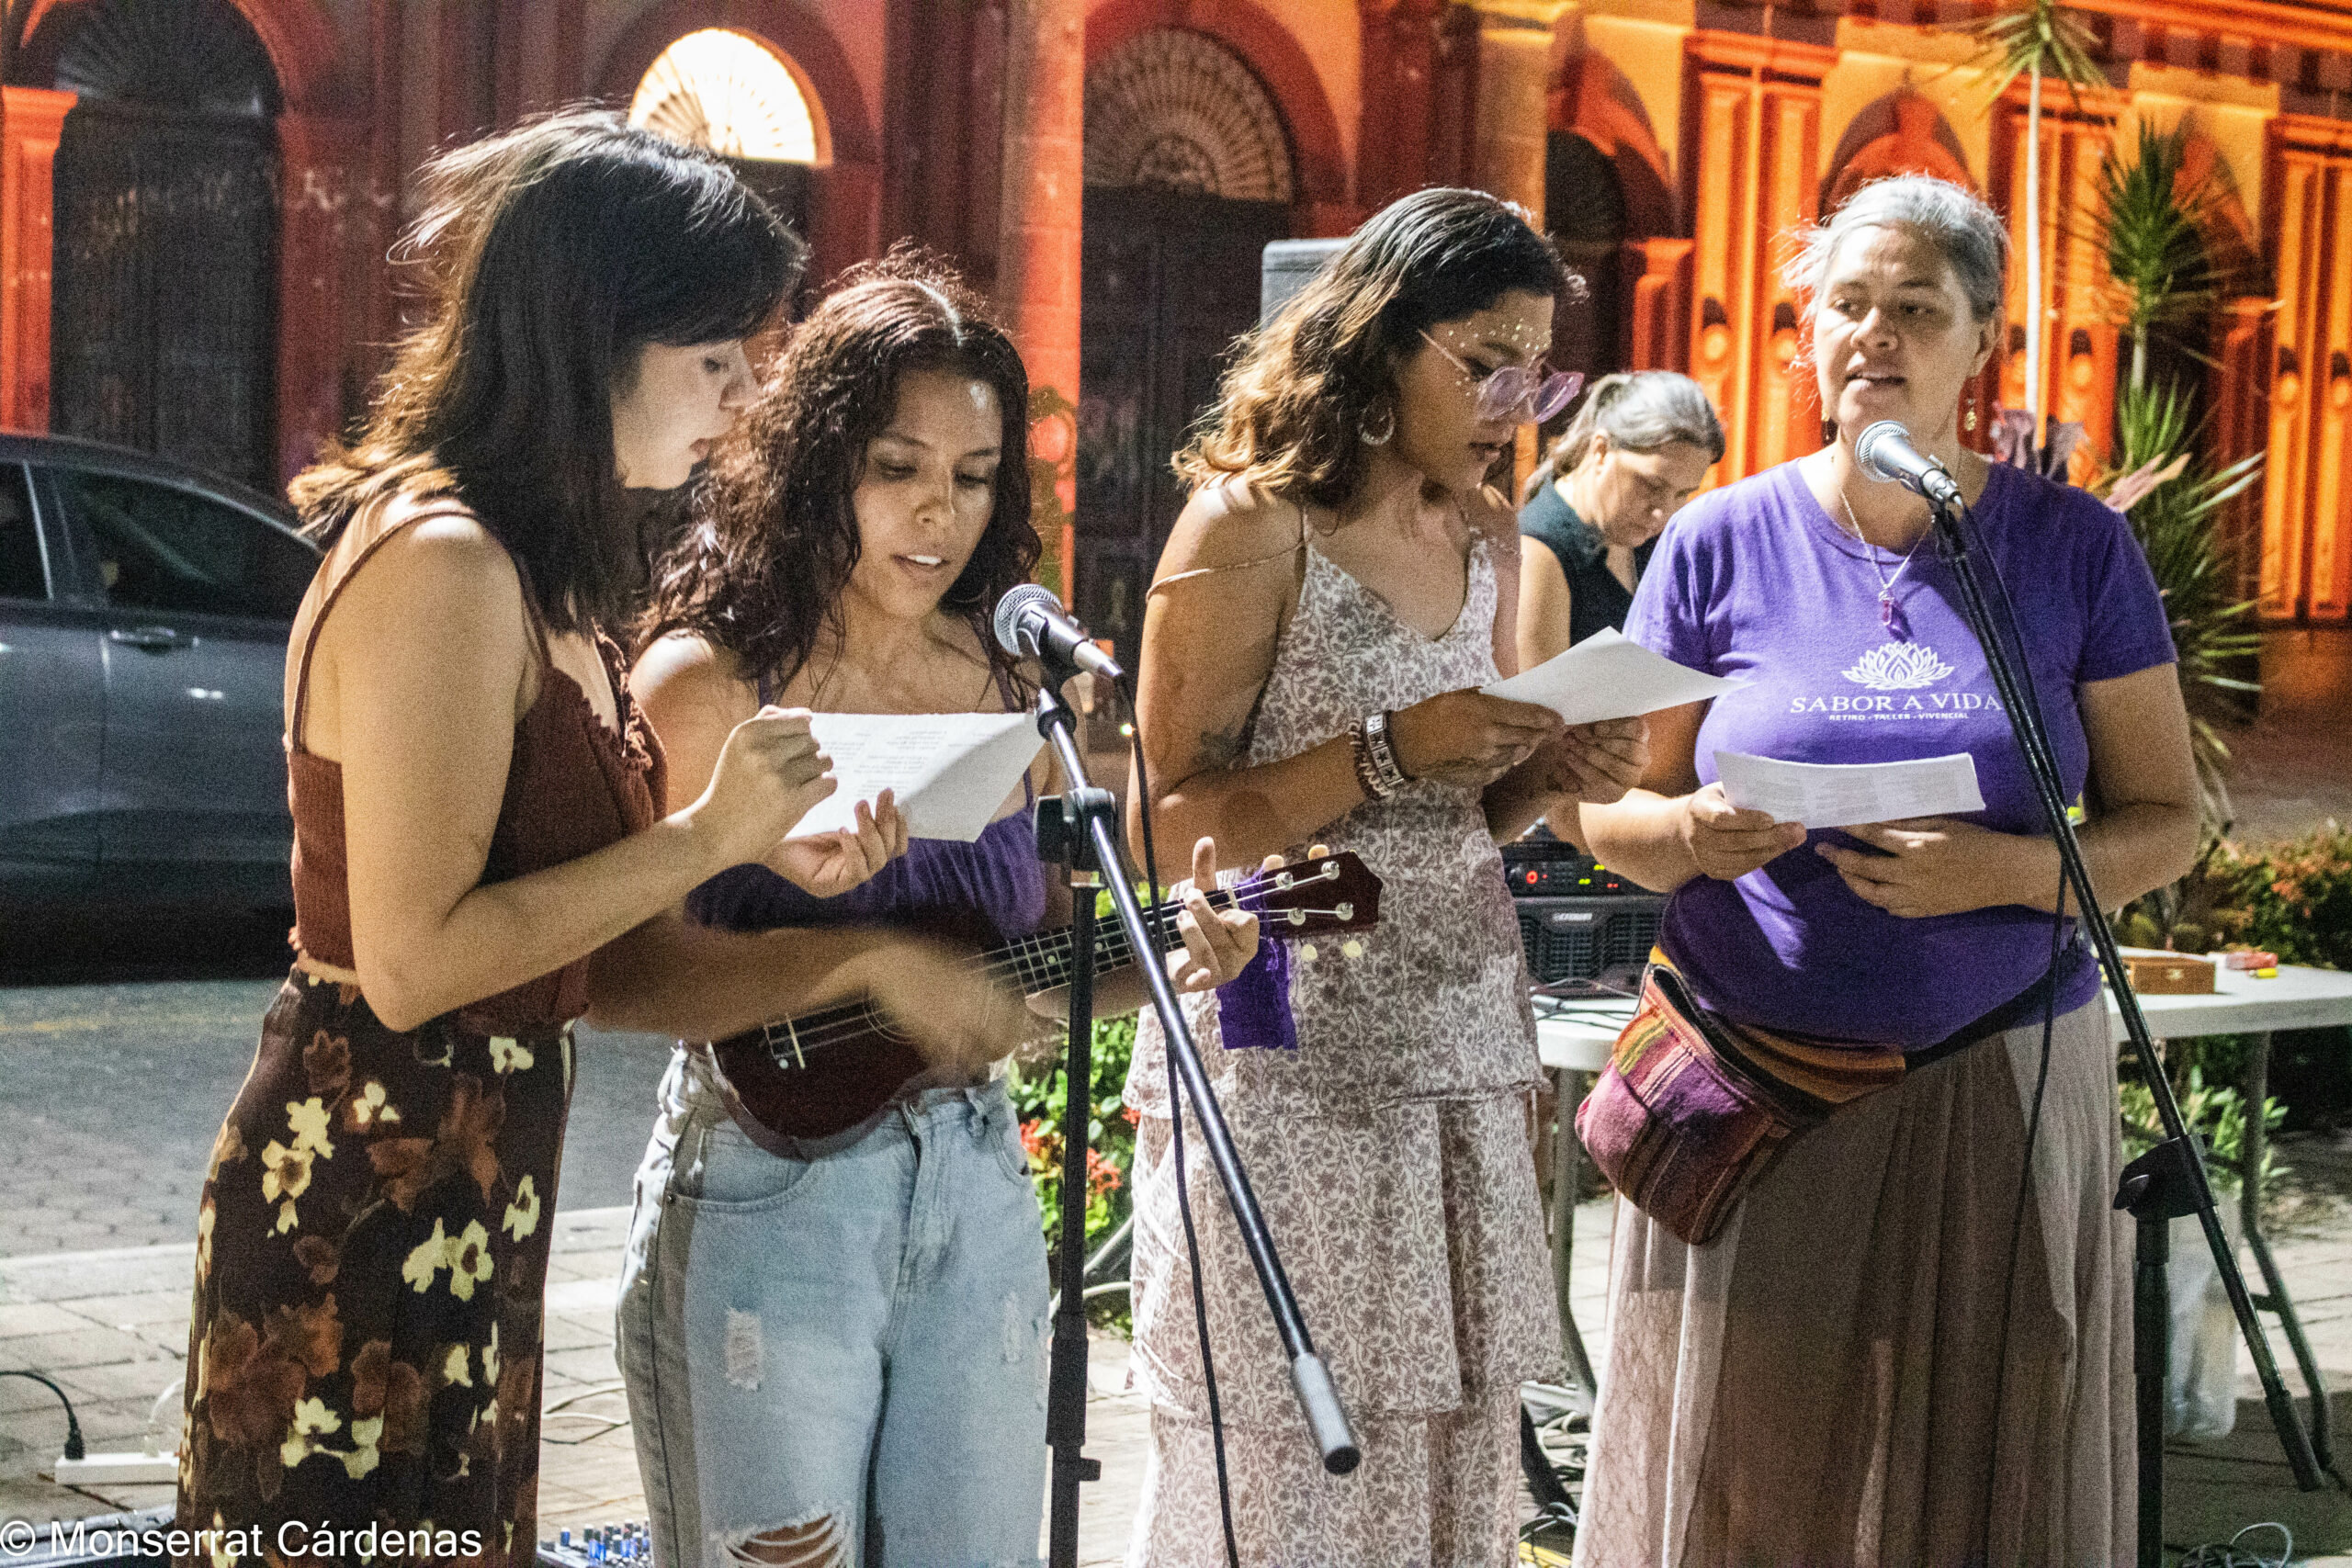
1085, 29, 1294, 203
629, 28, 820, 164
35, 0, 280, 117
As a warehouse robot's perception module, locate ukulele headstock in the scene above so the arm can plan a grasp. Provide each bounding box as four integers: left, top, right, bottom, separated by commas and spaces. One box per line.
1230, 852, 1382, 938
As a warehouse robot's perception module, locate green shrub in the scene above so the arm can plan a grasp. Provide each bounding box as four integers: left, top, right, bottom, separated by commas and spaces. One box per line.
1008, 1012, 1138, 1276
2122, 822, 2352, 970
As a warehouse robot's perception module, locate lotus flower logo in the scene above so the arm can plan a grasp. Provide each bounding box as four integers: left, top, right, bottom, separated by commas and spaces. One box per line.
1842, 641, 1955, 691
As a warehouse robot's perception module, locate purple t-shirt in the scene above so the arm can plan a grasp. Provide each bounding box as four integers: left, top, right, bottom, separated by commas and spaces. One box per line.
1622, 460, 2176, 1046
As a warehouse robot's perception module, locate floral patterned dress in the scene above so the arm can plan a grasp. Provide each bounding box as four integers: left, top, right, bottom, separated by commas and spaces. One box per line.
1124, 529, 1561, 1567
176, 512, 663, 1567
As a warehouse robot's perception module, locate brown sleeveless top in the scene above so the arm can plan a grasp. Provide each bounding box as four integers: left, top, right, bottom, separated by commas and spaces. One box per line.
286, 506, 668, 1034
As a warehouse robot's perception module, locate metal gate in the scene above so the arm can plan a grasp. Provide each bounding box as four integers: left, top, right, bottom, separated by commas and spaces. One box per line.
1077, 186, 1289, 670
51, 99, 278, 489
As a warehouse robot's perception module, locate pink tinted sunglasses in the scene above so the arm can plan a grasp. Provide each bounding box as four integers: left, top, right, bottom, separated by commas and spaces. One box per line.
1419, 330, 1584, 424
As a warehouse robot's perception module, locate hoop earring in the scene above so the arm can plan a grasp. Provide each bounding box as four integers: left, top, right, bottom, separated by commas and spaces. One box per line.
1359, 404, 1396, 447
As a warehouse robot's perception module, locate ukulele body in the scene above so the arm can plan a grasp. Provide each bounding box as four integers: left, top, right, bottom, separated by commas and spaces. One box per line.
702, 853, 1382, 1154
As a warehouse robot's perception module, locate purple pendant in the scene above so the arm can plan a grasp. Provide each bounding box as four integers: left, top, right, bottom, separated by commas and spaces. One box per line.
1881, 594, 1910, 640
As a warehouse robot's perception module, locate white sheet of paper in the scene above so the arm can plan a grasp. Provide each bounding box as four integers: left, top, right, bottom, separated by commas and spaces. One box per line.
1481, 627, 1745, 724
791, 712, 1044, 843
1713, 750, 1985, 829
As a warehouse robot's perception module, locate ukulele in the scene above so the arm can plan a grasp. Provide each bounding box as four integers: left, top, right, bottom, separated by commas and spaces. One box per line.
707, 852, 1385, 1150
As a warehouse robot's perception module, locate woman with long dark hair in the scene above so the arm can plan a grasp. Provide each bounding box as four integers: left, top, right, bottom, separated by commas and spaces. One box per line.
619, 254, 1259, 1568
1120, 188, 1650, 1563
176, 116, 1019, 1566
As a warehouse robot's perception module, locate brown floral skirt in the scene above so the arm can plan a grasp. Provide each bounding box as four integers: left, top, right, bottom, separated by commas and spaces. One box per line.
175, 970, 572, 1567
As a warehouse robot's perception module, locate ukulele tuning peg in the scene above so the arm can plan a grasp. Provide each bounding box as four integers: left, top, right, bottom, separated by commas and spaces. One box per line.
1299, 943, 1319, 964
1340, 939, 1363, 960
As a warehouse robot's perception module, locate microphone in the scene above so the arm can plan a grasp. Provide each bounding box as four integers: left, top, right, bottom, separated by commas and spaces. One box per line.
1855, 420, 1965, 511
992, 583, 1124, 680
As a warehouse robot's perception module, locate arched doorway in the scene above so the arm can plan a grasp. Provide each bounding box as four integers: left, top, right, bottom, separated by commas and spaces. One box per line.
627, 25, 824, 310
24, 0, 281, 488
1078, 27, 1293, 667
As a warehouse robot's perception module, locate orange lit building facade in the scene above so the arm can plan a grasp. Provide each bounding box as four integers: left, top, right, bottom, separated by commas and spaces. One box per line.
4, 0, 2352, 647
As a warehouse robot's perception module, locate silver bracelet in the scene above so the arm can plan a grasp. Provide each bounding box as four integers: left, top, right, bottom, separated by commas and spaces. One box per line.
1363, 710, 1409, 795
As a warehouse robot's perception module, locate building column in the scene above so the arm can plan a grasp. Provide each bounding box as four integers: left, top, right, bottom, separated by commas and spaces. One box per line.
1623, 237, 1693, 373
1468, 5, 1566, 223
2211, 294, 2275, 604
1684, 32, 1833, 482
997, 0, 1084, 596
0, 87, 73, 434
277, 113, 369, 484
1992, 89, 2119, 478
2261, 118, 2352, 625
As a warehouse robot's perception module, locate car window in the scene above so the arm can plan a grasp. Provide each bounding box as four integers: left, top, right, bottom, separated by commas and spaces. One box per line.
52, 468, 313, 622
0, 466, 42, 601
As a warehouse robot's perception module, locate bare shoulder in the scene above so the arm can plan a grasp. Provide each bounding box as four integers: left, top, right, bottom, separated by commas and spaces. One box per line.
631, 630, 748, 709
344, 499, 519, 611
1155, 479, 1305, 585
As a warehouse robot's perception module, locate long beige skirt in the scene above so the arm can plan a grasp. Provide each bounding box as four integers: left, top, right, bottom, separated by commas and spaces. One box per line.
1577, 998, 2134, 1568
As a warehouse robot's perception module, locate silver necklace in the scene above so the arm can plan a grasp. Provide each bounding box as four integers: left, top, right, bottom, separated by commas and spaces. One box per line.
1835, 485, 1928, 640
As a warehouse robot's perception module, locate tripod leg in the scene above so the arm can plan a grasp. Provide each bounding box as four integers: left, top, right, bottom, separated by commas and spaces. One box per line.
1550, 1066, 1598, 1395
1520, 1402, 1577, 1516
2135, 1209, 2169, 1568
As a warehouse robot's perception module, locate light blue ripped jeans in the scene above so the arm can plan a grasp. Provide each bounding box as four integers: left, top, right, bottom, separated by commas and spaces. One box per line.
616, 1048, 1050, 1568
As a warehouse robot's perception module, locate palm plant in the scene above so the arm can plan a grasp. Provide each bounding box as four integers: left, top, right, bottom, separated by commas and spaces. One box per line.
1964, 0, 2103, 441
2106, 378, 2263, 831
2095, 121, 2225, 393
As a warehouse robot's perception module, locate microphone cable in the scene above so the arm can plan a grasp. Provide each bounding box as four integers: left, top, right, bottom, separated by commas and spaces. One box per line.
1119, 671, 1245, 1568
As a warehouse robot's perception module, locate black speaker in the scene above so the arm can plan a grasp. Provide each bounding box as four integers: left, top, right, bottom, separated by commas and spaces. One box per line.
1261, 237, 1345, 324
1517, 895, 1664, 991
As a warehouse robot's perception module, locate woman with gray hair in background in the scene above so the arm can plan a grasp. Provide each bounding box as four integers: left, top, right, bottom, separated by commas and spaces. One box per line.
1514, 370, 1723, 666
1574, 175, 2196, 1563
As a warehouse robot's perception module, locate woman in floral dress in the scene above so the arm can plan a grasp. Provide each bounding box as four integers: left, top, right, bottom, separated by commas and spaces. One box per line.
175, 113, 1021, 1567
1121, 187, 1649, 1564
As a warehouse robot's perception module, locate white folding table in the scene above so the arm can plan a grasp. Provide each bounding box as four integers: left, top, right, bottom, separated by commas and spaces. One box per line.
1532, 959, 2352, 1444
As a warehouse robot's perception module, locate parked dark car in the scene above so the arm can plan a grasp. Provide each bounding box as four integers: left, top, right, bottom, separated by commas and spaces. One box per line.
0, 434, 317, 909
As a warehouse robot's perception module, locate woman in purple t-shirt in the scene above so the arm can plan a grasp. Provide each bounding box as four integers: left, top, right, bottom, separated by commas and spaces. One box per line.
1577, 175, 2197, 1565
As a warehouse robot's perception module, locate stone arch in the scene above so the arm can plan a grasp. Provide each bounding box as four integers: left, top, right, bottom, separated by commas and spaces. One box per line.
628, 27, 832, 167
1823, 91, 1975, 211
598, 0, 880, 292
1084, 27, 1293, 202
8, 0, 343, 112
1085, 0, 1349, 226
1548, 50, 1673, 239
597, 0, 875, 167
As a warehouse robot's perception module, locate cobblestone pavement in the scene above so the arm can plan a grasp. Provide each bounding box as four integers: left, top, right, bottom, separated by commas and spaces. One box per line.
6, 1194, 2348, 1564
0, 972, 674, 1257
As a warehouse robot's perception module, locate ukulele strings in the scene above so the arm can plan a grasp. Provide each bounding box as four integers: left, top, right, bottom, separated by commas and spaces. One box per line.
751, 878, 1348, 1065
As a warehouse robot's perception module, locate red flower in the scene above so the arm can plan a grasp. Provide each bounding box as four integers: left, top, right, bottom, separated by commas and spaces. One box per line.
1087, 1147, 1123, 1198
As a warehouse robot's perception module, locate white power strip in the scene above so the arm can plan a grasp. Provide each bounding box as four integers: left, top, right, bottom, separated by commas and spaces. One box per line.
53, 1450, 178, 1485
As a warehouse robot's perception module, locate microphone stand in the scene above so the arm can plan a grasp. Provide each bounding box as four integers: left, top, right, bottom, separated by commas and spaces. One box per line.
1918, 484, 2324, 1565
1028, 675, 1361, 1568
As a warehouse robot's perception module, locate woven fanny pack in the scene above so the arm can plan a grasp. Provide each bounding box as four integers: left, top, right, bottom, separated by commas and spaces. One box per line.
1573, 953, 2052, 1247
